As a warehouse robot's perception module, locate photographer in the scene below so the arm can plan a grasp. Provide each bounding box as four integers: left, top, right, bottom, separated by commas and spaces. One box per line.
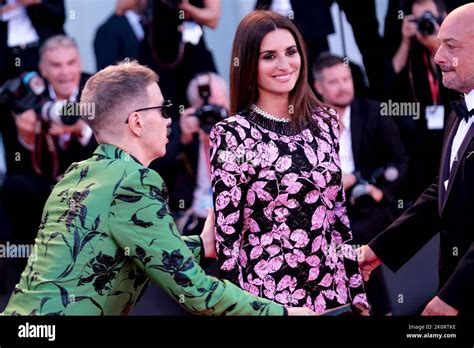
0, 35, 95, 273
313, 53, 409, 315
384, 0, 460, 203
142, 0, 220, 108
151, 72, 228, 236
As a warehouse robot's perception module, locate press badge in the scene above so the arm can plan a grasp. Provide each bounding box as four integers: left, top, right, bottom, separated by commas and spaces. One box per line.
425, 105, 444, 130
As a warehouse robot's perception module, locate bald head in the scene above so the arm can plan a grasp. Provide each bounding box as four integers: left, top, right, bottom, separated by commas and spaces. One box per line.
434, 3, 474, 93
443, 3, 474, 36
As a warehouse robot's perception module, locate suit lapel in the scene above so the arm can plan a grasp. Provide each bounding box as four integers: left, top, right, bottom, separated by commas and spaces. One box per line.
441, 121, 474, 214
438, 114, 460, 214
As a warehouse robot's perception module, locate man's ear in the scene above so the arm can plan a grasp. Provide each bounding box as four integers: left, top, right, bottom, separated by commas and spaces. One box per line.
314, 80, 323, 96
127, 111, 143, 137
38, 61, 47, 79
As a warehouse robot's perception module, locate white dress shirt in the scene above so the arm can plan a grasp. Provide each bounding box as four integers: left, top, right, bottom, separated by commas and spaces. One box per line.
124, 10, 144, 41
1, 0, 39, 48
444, 89, 474, 190
338, 106, 355, 174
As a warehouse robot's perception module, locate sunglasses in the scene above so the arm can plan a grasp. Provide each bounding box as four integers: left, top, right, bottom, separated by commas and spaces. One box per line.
125, 100, 173, 124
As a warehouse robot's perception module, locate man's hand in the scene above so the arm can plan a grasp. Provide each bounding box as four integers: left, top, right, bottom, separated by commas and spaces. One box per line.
180, 107, 200, 145
342, 173, 357, 191
366, 184, 384, 203
15, 109, 37, 147
48, 119, 86, 138
401, 14, 418, 43
421, 296, 459, 316
287, 307, 317, 315
200, 208, 216, 259
357, 245, 382, 281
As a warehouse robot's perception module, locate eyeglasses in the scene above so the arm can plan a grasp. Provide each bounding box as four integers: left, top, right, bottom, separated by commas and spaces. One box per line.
125, 100, 173, 124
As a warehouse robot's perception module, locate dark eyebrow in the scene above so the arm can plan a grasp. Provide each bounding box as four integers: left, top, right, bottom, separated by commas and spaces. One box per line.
260, 45, 297, 55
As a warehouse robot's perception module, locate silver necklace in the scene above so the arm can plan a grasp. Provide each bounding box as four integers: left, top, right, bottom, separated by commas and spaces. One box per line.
250, 104, 291, 123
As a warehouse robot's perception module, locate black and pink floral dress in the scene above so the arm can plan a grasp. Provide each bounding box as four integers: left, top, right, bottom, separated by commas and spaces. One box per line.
210, 108, 369, 313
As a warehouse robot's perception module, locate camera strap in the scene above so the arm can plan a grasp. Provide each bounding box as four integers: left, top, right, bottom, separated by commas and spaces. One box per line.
423, 51, 440, 105
31, 119, 59, 181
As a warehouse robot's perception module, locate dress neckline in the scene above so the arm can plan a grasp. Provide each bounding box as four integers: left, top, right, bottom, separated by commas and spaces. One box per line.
243, 109, 306, 136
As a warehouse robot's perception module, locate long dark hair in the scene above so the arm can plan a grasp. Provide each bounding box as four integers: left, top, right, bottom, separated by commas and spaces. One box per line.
230, 11, 332, 131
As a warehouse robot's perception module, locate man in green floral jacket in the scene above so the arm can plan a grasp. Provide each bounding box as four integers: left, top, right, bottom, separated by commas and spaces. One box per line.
2, 61, 313, 316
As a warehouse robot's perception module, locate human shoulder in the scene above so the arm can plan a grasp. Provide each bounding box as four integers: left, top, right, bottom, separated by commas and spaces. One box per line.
213, 113, 253, 132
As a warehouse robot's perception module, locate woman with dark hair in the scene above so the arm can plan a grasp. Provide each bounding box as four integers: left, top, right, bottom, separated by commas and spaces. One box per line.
210, 11, 369, 314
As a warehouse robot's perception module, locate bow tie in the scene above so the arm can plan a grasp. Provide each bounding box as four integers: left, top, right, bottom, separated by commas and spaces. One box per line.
450, 100, 474, 122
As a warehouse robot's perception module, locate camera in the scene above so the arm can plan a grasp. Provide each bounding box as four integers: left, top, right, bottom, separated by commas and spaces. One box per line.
349, 166, 399, 207
194, 76, 228, 134
0, 71, 80, 126
161, 0, 182, 9
410, 11, 443, 36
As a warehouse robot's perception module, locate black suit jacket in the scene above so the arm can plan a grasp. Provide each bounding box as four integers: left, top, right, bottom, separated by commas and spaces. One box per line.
349, 98, 408, 202
255, 0, 334, 40
94, 14, 142, 71
0, 0, 65, 78
369, 103, 474, 314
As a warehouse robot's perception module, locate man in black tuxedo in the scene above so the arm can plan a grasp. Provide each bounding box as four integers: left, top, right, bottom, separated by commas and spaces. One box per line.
94, 0, 148, 70
313, 53, 408, 315
359, 3, 474, 316
0, 0, 65, 82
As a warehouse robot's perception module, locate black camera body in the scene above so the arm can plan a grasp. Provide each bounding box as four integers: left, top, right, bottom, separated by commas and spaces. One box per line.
410, 11, 443, 36
194, 81, 228, 134
0, 72, 80, 126
0, 71, 45, 114
349, 166, 399, 207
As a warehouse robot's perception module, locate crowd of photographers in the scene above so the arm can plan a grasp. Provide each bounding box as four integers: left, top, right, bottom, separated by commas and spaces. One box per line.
0, 0, 471, 312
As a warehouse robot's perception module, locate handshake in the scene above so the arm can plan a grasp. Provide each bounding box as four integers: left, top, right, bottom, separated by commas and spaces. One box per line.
356, 245, 459, 316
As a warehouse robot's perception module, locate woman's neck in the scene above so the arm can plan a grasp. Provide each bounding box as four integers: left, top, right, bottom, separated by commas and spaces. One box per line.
256, 89, 291, 119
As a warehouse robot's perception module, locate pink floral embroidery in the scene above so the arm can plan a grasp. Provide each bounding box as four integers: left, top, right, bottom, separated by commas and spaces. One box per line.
210, 110, 370, 312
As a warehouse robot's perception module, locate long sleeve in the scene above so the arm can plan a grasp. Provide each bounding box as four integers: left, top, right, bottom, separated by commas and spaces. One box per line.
369, 179, 440, 272
26, 0, 65, 32
328, 114, 370, 308
182, 235, 204, 263
209, 123, 246, 287
438, 241, 474, 310
94, 21, 121, 71
108, 168, 285, 316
